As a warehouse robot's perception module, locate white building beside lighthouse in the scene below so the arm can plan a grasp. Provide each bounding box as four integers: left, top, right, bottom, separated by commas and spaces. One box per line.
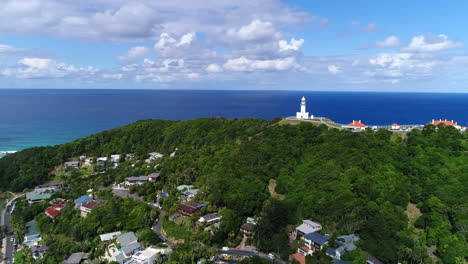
296, 96, 311, 119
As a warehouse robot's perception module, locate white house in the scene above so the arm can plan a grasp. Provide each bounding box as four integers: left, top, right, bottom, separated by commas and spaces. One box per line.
129, 247, 166, 264
294, 220, 322, 239
296, 96, 311, 119
197, 213, 221, 226
391, 123, 400, 130
111, 154, 121, 163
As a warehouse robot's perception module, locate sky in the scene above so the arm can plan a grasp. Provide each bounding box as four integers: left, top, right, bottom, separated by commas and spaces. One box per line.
0, 0, 467, 92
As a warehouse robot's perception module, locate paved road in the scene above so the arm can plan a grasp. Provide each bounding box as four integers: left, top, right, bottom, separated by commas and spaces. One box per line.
219, 249, 287, 264
2, 195, 23, 264
152, 206, 173, 246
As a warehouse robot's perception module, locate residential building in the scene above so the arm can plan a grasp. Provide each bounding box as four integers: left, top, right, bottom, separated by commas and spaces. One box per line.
197, 213, 221, 226
124, 173, 159, 186
99, 231, 122, 242
178, 201, 204, 216
64, 161, 79, 170
304, 232, 331, 251
24, 220, 40, 243
80, 200, 104, 217
291, 252, 306, 264
74, 195, 92, 208
183, 189, 201, 201
391, 123, 400, 130
130, 247, 163, 264
63, 252, 89, 264
104, 232, 142, 264
30, 244, 48, 259
36, 180, 63, 192
293, 220, 322, 239
45, 204, 66, 218
366, 254, 384, 264
347, 120, 367, 130
110, 154, 121, 163
26, 190, 53, 204
118, 232, 142, 257
427, 119, 466, 131
240, 223, 255, 236
176, 184, 194, 191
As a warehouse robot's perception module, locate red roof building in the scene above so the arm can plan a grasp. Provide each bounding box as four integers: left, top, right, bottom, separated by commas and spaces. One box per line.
80, 199, 105, 217
291, 253, 306, 264
348, 120, 367, 128
178, 201, 203, 216
427, 119, 464, 129
45, 204, 66, 218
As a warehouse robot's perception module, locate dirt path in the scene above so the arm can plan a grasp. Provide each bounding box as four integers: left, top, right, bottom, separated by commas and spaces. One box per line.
268, 179, 285, 200
406, 202, 422, 228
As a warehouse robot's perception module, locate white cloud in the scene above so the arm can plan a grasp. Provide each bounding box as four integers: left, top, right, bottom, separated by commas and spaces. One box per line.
279, 38, 304, 52
206, 63, 223, 73
154, 32, 197, 58
328, 65, 341, 74
187, 73, 200, 79
402, 34, 463, 52
375, 36, 400, 48
0, 0, 312, 41
102, 73, 123, 80
223, 56, 298, 72
227, 20, 279, 42
118, 46, 149, 63
2, 57, 97, 79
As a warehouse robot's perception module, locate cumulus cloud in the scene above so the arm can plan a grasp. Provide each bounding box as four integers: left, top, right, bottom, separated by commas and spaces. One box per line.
402, 34, 463, 52
223, 56, 298, 72
2, 57, 96, 79
328, 65, 341, 74
154, 32, 198, 58
227, 20, 280, 42
279, 38, 304, 52
206, 64, 223, 73
0, 0, 312, 41
118, 46, 150, 63
375, 36, 400, 48
102, 73, 123, 80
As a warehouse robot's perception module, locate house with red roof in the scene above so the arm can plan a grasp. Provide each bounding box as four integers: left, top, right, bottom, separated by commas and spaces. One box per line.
291, 252, 306, 264
345, 120, 367, 130
45, 204, 66, 218
80, 199, 105, 217
427, 119, 466, 131
391, 123, 400, 130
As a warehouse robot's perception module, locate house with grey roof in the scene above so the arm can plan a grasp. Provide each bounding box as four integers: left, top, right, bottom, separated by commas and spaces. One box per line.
64, 161, 79, 170
99, 231, 122, 241
117, 232, 142, 257
197, 213, 221, 226
293, 220, 322, 239
63, 252, 89, 264
326, 234, 359, 260
24, 220, 41, 243
103, 232, 142, 264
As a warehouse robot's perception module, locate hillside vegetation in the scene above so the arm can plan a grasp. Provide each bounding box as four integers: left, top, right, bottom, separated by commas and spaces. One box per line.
0, 118, 467, 263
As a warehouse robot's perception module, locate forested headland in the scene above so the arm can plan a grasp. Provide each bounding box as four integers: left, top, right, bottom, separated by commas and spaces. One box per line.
0, 118, 466, 263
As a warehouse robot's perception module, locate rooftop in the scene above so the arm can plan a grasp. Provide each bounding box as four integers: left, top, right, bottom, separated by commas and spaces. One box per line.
25, 220, 39, 237
348, 120, 367, 127
304, 232, 331, 246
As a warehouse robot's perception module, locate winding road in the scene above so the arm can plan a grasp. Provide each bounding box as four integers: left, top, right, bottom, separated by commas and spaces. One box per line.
1, 194, 23, 264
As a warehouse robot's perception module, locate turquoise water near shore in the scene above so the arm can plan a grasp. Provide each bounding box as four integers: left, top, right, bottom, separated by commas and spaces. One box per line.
1, 89, 468, 151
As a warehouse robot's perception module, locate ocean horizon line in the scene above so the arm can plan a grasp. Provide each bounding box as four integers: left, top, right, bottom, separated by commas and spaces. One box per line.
1, 88, 468, 94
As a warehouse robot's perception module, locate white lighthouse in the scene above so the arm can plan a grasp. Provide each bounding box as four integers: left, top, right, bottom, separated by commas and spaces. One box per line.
296, 96, 310, 119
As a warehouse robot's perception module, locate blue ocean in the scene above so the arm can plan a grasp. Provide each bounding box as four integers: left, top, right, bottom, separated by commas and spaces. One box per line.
1, 89, 468, 152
